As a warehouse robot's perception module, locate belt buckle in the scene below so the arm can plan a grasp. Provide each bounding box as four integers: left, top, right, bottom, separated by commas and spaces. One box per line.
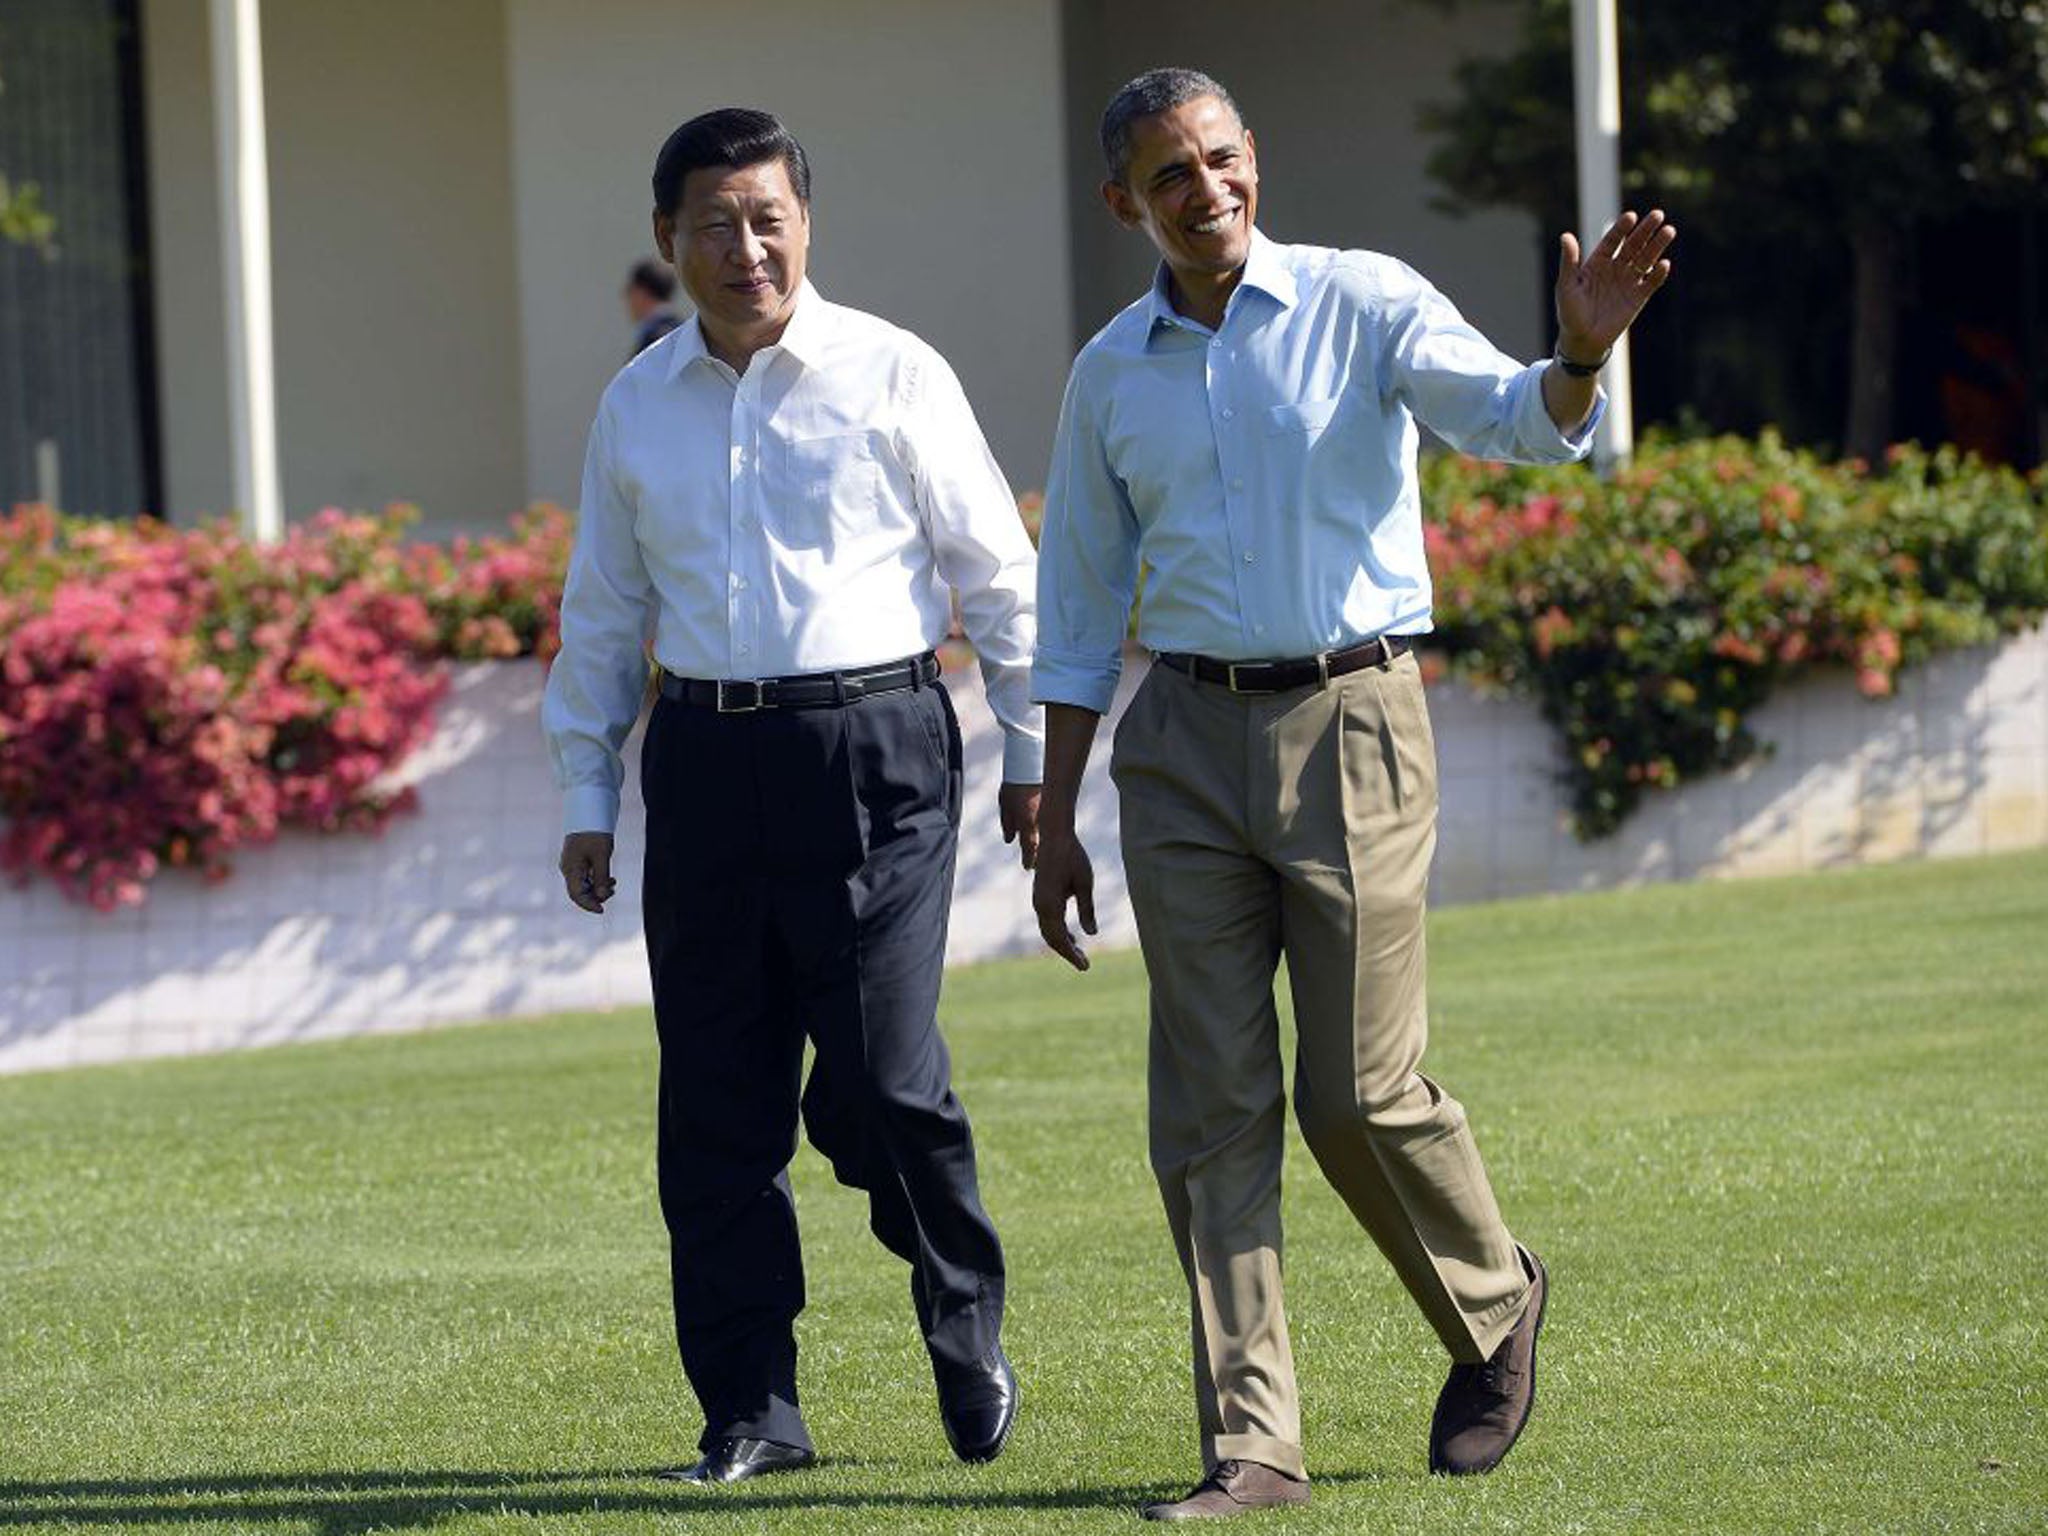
715, 679, 764, 713
1226, 661, 1279, 694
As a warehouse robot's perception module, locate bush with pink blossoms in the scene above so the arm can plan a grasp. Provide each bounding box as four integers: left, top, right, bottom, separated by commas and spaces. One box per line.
0, 503, 569, 909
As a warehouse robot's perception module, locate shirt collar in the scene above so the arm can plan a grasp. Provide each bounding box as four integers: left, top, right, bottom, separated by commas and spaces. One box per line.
668, 279, 827, 381
1144, 227, 1296, 341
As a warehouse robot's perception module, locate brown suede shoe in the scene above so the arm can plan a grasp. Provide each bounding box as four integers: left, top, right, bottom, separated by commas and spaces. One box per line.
1141, 1459, 1310, 1521
1429, 1245, 1548, 1475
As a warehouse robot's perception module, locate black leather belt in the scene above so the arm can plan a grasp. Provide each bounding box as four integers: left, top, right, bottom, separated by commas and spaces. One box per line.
657, 651, 941, 712
1154, 634, 1412, 694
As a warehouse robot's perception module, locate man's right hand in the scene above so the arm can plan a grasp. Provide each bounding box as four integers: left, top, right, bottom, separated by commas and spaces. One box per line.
560, 831, 617, 913
1032, 831, 1098, 972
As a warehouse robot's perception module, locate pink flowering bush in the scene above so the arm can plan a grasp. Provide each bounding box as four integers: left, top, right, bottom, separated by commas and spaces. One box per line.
0, 503, 570, 909
1420, 435, 2048, 835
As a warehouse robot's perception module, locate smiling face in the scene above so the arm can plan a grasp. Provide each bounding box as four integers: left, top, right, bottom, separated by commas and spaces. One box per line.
656, 157, 809, 351
1102, 94, 1258, 297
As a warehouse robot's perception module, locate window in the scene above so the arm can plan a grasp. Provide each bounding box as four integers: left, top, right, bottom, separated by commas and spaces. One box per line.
0, 0, 159, 518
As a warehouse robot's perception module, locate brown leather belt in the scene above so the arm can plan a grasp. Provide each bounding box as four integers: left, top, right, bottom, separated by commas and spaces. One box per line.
1153, 634, 1412, 695
657, 651, 940, 712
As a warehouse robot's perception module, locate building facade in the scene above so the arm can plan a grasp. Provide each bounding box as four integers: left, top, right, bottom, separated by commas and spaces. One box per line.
1, 0, 1541, 536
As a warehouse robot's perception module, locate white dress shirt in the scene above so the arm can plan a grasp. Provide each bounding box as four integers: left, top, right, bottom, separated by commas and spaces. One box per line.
1034, 229, 1601, 714
545, 282, 1044, 836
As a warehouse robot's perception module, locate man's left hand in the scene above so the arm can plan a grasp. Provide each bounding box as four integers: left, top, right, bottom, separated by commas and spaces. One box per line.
999, 782, 1042, 870
1555, 208, 1677, 359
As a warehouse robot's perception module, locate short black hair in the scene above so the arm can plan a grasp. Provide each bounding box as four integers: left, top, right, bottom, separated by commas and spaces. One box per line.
651, 108, 811, 214
626, 259, 675, 301
1100, 67, 1242, 184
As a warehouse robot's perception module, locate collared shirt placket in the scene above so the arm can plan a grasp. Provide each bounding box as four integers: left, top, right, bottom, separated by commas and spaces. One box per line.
728, 361, 761, 676
1204, 320, 1264, 655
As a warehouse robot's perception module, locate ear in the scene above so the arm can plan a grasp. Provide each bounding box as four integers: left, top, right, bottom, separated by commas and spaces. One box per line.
1244, 128, 1258, 179
652, 208, 677, 265
1100, 179, 1142, 230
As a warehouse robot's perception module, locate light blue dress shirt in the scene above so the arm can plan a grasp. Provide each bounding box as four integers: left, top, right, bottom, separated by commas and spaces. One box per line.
1032, 229, 1602, 714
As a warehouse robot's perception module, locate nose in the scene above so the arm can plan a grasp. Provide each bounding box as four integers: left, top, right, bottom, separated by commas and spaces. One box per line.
1190, 163, 1227, 206
732, 222, 767, 268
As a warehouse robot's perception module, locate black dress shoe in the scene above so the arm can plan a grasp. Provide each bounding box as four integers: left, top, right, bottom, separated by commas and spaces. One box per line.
659, 1436, 816, 1485
1430, 1244, 1547, 1476
935, 1345, 1019, 1463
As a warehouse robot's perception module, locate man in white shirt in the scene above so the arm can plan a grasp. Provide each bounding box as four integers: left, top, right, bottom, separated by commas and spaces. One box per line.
544, 108, 1041, 1486
1030, 69, 1673, 1519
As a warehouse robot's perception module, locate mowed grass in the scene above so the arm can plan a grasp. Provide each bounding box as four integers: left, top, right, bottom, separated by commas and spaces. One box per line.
3, 850, 2046, 1535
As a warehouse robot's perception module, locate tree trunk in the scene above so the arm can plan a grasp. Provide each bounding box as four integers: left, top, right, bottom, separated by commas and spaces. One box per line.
1844, 219, 1903, 462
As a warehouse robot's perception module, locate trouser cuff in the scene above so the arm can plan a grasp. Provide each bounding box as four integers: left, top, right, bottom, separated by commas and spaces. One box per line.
1460, 1272, 1535, 1362
1203, 1431, 1306, 1482
700, 1392, 810, 1455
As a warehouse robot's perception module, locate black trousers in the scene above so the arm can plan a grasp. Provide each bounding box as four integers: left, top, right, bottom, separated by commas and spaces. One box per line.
639, 675, 1006, 1454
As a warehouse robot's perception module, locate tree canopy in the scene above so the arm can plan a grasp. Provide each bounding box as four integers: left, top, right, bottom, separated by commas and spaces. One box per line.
1416, 0, 2048, 458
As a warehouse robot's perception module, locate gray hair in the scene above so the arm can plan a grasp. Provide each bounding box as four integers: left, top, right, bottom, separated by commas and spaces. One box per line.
1100, 67, 1242, 184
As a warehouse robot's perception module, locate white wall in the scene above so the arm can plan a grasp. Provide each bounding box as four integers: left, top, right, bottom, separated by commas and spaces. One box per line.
1062, 0, 1546, 356
5, 627, 2046, 1076
141, 0, 529, 532
502, 0, 1076, 503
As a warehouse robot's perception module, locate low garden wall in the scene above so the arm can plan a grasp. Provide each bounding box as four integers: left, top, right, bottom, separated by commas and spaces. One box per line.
3, 622, 2042, 1076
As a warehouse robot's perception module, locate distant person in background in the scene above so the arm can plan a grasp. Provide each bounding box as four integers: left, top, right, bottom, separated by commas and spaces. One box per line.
624, 257, 683, 357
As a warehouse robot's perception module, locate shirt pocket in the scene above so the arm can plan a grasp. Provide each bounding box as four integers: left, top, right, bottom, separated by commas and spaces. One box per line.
1264, 397, 1341, 437
779, 427, 887, 548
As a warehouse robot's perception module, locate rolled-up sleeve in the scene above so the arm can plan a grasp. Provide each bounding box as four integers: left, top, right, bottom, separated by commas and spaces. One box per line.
1032, 358, 1140, 716
1376, 258, 1603, 464
905, 344, 1045, 784
541, 401, 654, 836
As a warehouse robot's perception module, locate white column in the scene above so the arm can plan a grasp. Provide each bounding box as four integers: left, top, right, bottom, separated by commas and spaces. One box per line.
1572, 0, 1634, 467
34, 439, 60, 510
208, 0, 283, 542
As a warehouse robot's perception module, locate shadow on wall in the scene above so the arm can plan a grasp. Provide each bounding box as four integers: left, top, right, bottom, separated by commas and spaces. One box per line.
3, 627, 2043, 1074
944, 654, 1145, 966
0, 658, 1142, 1072
0, 665, 652, 1071
1426, 633, 2042, 905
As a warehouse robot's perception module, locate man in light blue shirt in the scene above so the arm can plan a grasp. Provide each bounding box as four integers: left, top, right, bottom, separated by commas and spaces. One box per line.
1030, 68, 1674, 1520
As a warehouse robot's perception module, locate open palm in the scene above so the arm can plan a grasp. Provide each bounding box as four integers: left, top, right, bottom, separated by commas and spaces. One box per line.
1556, 209, 1676, 357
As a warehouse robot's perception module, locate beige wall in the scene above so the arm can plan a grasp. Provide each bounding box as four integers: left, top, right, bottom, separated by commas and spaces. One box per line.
140, 0, 1523, 528
503, 0, 1075, 502
1061, 0, 1545, 358
141, 0, 231, 520
142, 0, 527, 532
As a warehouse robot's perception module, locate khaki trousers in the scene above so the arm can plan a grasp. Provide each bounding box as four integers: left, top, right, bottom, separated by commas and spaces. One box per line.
1110, 651, 1530, 1479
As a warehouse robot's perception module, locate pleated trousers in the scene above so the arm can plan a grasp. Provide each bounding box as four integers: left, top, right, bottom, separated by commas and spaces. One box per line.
639, 676, 1006, 1454
1110, 650, 1530, 1479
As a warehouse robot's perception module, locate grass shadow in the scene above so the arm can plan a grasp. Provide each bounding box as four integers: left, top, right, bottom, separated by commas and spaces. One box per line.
0, 1465, 1394, 1533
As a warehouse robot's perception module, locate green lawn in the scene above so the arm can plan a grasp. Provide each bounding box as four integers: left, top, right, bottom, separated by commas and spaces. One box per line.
4, 850, 2046, 1535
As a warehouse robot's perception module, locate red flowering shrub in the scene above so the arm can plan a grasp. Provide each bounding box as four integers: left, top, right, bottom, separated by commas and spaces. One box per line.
1421, 436, 2048, 835
0, 503, 569, 909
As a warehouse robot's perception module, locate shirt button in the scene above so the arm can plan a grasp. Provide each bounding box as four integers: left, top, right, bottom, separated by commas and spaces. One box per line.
1230, 477, 1244, 492
738, 643, 751, 655
1243, 551, 1256, 564
1221, 407, 1234, 420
